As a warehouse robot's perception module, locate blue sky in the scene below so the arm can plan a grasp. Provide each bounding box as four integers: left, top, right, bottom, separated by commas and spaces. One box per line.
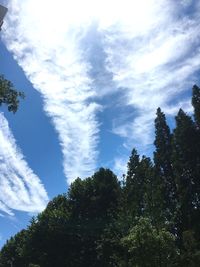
0, 0, 200, 246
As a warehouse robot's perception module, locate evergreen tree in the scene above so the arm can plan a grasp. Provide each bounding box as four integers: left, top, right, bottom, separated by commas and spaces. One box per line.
125, 150, 158, 224
68, 168, 121, 267
154, 108, 177, 225
126, 149, 140, 181
125, 149, 145, 218
172, 109, 197, 239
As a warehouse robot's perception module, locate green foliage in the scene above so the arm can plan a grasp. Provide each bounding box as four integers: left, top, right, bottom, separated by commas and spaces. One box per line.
0, 75, 24, 113
154, 108, 177, 225
172, 109, 198, 236
121, 218, 178, 267
67, 168, 121, 267
191, 85, 200, 213
179, 230, 200, 267
125, 149, 154, 219
0, 230, 28, 267
1, 85, 200, 266
192, 85, 200, 127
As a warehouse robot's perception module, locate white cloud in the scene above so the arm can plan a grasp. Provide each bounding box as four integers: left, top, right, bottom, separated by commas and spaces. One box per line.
2, 0, 200, 179
3, 0, 101, 184
101, 0, 200, 149
0, 200, 13, 216
113, 156, 128, 180
0, 113, 48, 215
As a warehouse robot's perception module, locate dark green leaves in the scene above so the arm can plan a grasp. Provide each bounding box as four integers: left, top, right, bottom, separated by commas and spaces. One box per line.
1, 84, 200, 266
0, 75, 24, 113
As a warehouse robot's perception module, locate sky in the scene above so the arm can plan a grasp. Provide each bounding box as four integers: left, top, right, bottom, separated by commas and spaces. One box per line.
0, 0, 200, 247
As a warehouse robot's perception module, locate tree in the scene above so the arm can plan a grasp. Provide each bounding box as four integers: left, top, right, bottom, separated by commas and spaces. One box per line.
125, 149, 157, 223
179, 230, 200, 267
68, 168, 121, 267
154, 108, 177, 225
0, 230, 28, 267
172, 109, 197, 240
125, 149, 144, 218
121, 218, 178, 267
25, 196, 73, 267
0, 75, 24, 112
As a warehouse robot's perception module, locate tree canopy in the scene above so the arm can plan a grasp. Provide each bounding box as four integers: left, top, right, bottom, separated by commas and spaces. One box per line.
1, 85, 200, 266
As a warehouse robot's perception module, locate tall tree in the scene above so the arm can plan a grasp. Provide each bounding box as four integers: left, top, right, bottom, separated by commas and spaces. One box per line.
125, 149, 155, 221
125, 149, 143, 218
172, 109, 197, 239
68, 168, 121, 267
154, 108, 177, 224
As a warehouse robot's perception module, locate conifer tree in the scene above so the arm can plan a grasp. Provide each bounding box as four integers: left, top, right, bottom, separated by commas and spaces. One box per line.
126, 148, 140, 183
172, 109, 197, 238
138, 156, 155, 220
125, 149, 144, 218
126, 149, 155, 221
154, 108, 177, 224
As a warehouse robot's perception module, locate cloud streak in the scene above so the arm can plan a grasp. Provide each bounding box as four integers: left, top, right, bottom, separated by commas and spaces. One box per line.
3, 0, 102, 183
0, 113, 48, 215
100, 0, 200, 151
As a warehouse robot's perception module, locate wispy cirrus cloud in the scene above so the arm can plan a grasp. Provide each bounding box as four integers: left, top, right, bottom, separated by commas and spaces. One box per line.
3, 0, 101, 184
100, 0, 200, 151
3, 0, 200, 181
0, 113, 48, 215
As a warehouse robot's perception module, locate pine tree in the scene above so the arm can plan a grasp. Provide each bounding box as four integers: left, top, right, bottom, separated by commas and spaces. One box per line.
125, 149, 144, 218
153, 108, 177, 225
126, 148, 140, 183
126, 149, 155, 221
172, 109, 197, 238
139, 156, 155, 221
